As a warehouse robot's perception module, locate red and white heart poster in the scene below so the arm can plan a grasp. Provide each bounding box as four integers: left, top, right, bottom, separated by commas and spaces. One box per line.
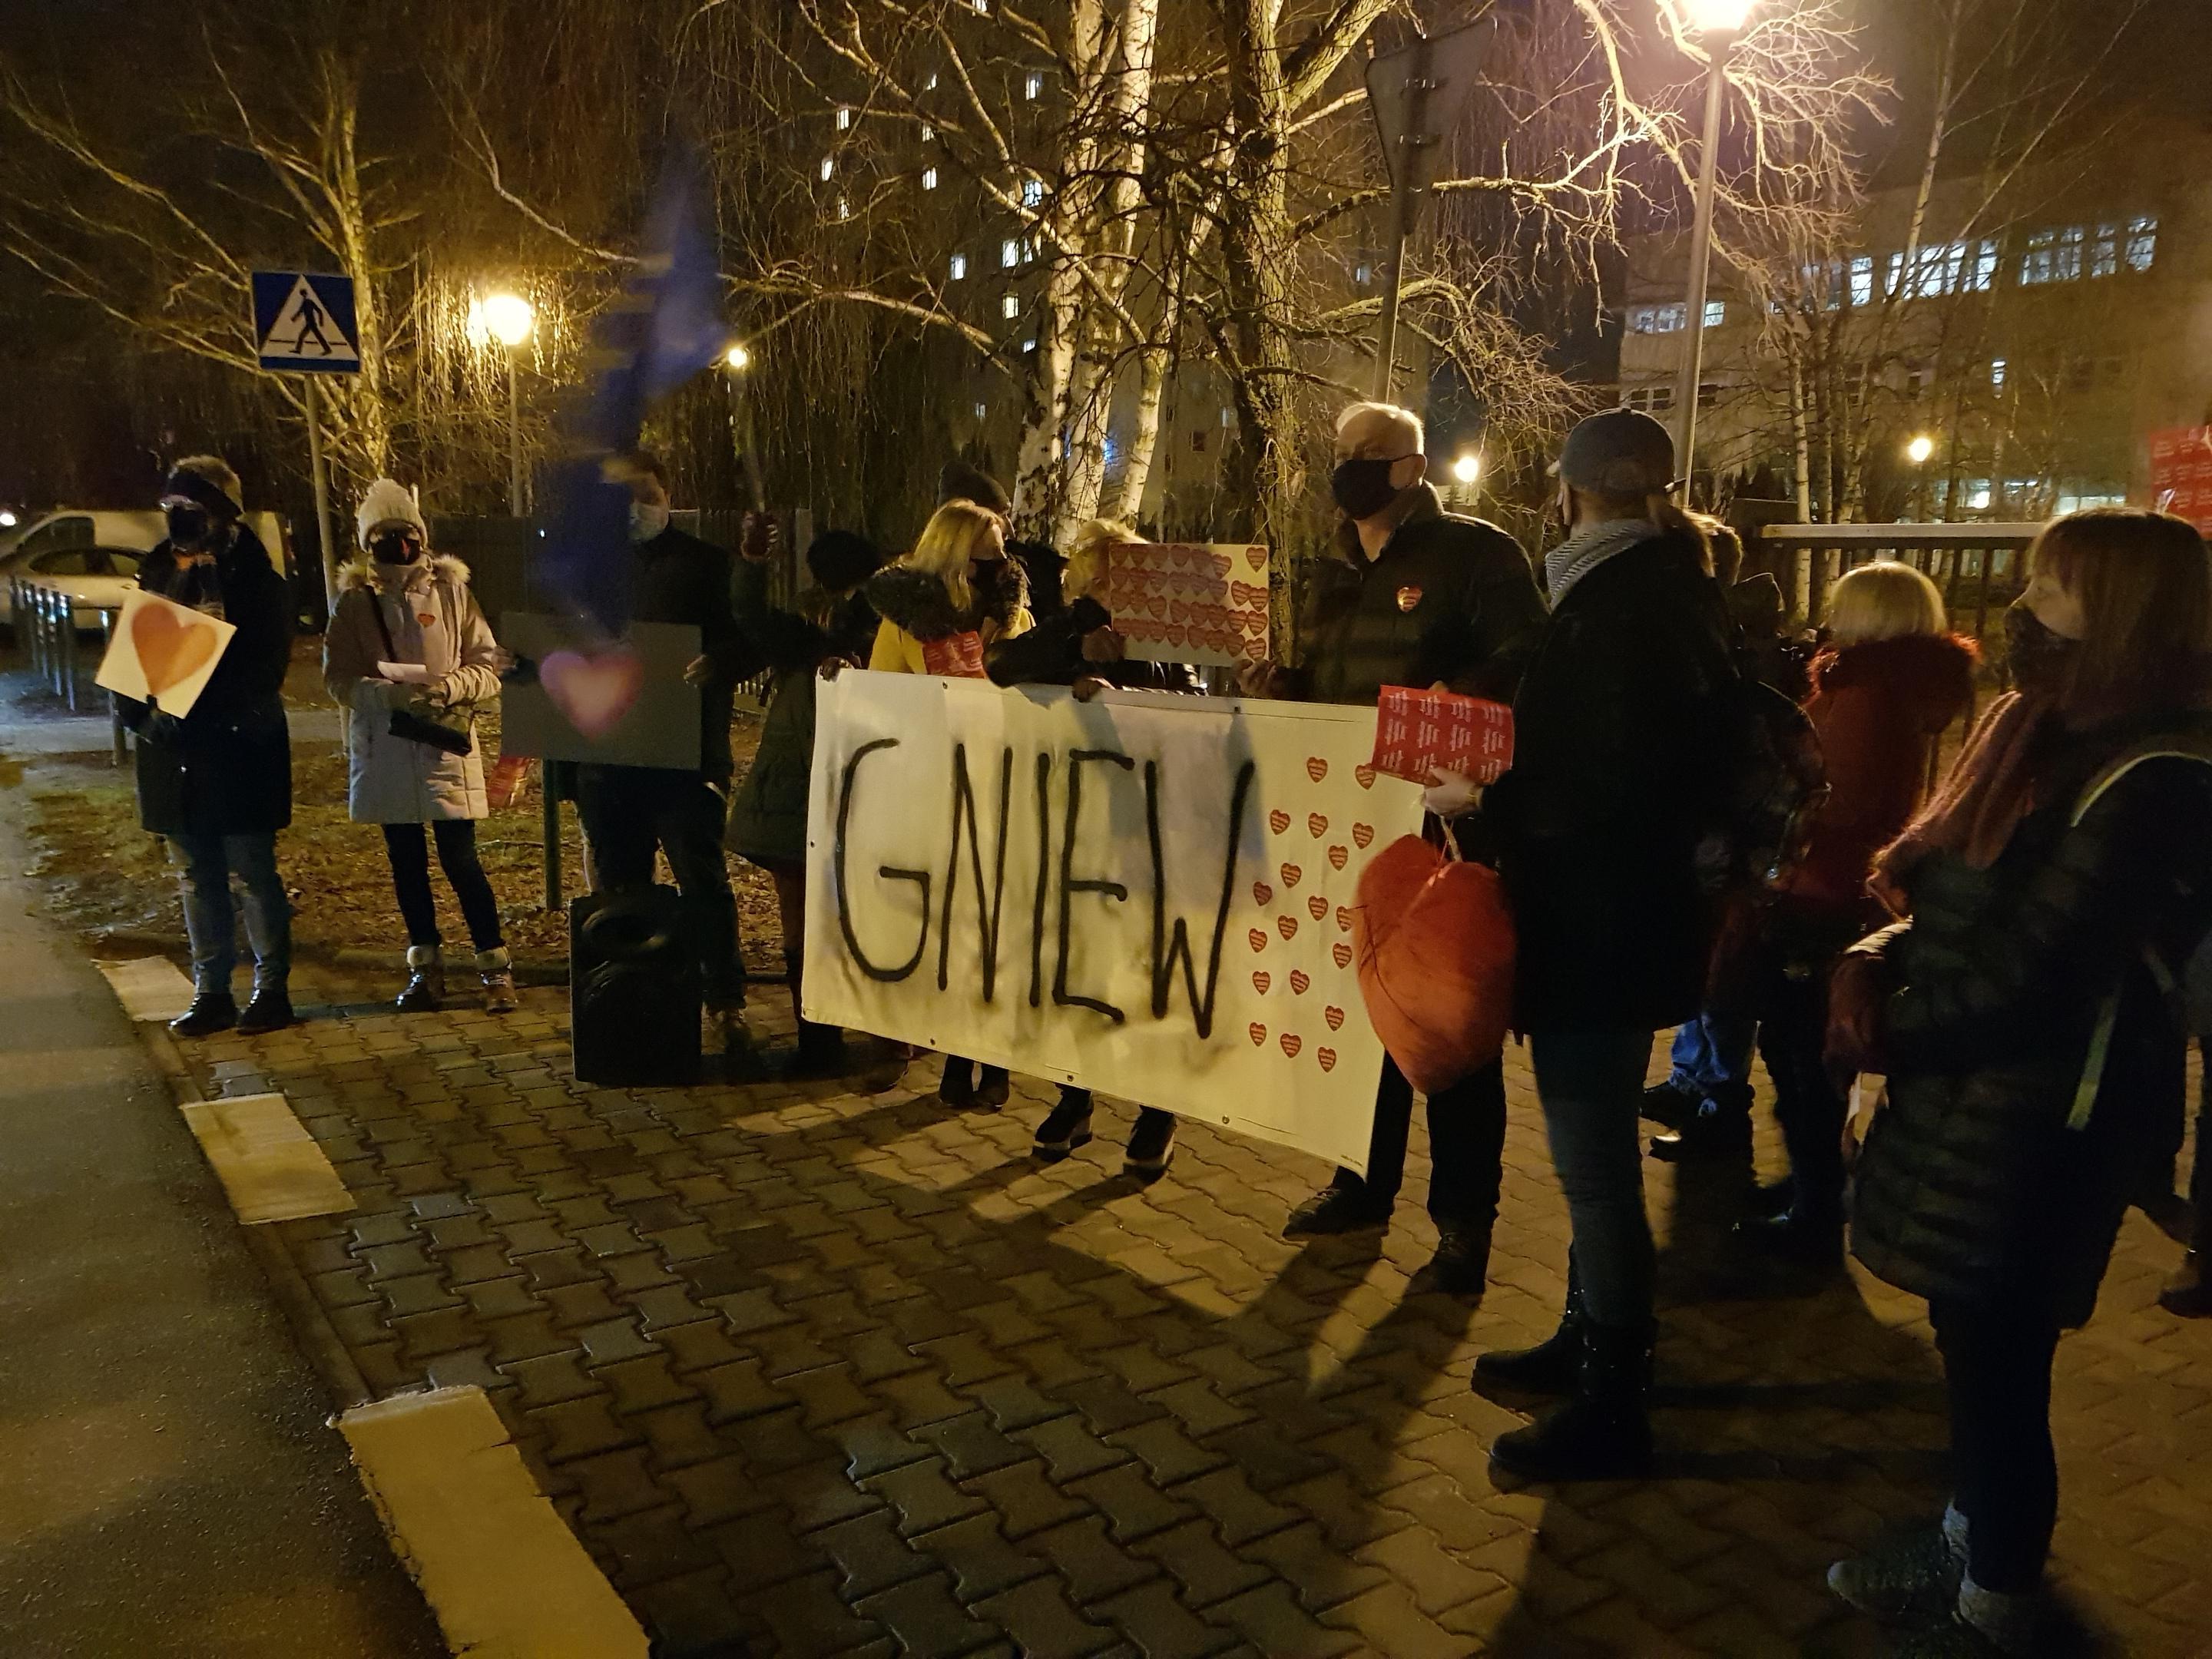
2149, 426, 2212, 533
1101, 541, 1269, 668
1369, 685, 1515, 785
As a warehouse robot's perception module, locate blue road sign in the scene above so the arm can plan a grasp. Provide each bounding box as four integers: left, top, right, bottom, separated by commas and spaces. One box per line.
252, 270, 360, 373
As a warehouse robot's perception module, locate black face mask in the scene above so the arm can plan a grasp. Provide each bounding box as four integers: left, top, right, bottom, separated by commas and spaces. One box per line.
2005, 601, 2078, 694
164, 504, 213, 547
1330, 456, 1408, 522
370, 530, 422, 565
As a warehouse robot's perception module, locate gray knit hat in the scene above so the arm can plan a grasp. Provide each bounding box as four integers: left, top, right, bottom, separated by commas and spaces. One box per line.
1555, 409, 1677, 498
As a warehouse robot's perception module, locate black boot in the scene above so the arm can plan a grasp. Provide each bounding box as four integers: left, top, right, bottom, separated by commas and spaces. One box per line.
783, 949, 847, 1077
1649, 1081, 1753, 1161
1474, 1262, 1585, 1393
237, 986, 296, 1035
1736, 1207, 1846, 1269
1429, 1225, 1493, 1298
169, 991, 238, 1038
1488, 1320, 1654, 1481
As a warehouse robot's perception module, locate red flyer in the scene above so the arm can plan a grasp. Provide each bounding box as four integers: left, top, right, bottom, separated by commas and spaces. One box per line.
1369, 686, 1515, 785
2148, 426, 2212, 532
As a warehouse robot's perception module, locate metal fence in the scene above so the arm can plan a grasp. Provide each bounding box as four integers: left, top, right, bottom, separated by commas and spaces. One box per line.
1757, 522, 2042, 643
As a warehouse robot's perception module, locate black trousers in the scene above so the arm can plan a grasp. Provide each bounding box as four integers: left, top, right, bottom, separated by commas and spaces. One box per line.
1754, 954, 1848, 1223
382, 821, 503, 952
576, 766, 743, 1006
1931, 1297, 2061, 1594
1330, 1055, 1508, 1229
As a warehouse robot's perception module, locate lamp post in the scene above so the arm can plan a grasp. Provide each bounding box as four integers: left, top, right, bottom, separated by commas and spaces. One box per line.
480, 291, 535, 516
1671, 0, 1756, 502
1450, 449, 1482, 508
1906, 432, 1936, 522
724, 342, 766, 515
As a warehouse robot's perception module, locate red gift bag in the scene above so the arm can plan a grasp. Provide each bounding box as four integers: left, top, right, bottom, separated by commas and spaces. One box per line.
1352, 833, 1517, 1094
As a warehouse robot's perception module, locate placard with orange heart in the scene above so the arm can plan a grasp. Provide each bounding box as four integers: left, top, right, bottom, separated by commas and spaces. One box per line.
95, 588, 238, 720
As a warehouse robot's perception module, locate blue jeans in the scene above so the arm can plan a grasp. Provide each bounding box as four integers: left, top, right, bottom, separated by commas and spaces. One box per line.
169, 831, 292, 998
1667, 1012, 1755, 1097
1532, 1028, 1658, 1330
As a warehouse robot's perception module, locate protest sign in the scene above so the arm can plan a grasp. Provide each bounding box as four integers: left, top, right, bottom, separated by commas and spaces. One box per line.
94, 588, 237, 720
498, 614, 701, 769
1369, 685, 1515, 786
1101, 542, 1270, 667
2149, 426, 2212, 532
804, 672, 1422, 1172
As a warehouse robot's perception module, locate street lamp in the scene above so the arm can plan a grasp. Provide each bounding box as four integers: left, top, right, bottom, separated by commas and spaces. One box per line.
724, 342, 752, 373
1905, 433, 1936, 465
1451, 451, 1482, 485
723, 340, 765, 511
1670, 0, 1757, 502
1905, 432, 1938, 520
476, 290, 535, 517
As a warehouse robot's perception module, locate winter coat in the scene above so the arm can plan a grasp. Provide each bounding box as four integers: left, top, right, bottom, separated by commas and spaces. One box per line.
1849, 711, 2212, 1328
866, 563, 1033, 677
1482, 527, 1739, 1033
985, 594, 1200, 694
121, 522, 293, 838
727, 560, 880, 868
628, 524, 757, 782
323, 555, 502, 823
1297, 486, 1547, 708
1780, 633, 1978, 926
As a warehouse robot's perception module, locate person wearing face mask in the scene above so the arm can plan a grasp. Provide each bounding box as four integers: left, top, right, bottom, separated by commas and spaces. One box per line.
1462, 409, 1739, 1481
119, 456, 298, 1038
571, 450, 764, 1069
1242, 401, 1545, 1302
1825, 510, 2212, 1657
324, 480, 514, 1014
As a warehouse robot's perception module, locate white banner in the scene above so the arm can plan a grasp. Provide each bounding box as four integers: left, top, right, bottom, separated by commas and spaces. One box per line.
803, 672, 1424, 1172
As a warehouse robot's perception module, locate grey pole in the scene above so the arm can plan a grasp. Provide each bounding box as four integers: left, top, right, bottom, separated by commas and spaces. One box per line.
1370, 41, 1435, 402
305, 376, 339, 619
1671, 39, 1732, 497
508, 353, 526, 518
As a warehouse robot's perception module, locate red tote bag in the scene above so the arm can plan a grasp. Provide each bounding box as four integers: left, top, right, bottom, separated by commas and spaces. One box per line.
1352, 833, 1517, 1094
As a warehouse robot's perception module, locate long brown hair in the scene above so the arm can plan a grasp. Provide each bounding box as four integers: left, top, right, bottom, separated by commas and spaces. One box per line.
2031, 508, 2212, 717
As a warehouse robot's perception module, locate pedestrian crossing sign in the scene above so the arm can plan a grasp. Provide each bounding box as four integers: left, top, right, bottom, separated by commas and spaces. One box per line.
252, 270, 359, 373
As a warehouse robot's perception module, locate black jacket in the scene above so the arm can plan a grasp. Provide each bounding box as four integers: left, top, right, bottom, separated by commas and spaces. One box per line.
1482, 528, 1738, 1033
726, 561, 878, 868
121, 524, 293, 837
985, 595, 1199, 694
1850, 714, 2212, 1328
627, 525, 756, 781
1298, 488, 1545, 707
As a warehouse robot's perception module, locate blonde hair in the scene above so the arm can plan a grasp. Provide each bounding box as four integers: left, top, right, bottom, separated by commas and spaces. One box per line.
903, 499, 1004, 612
1066, 518, 1137, 604
1826, 561, 1948, 647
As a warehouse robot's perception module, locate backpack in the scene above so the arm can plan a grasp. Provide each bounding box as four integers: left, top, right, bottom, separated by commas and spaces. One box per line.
1696, 641, 1830, 899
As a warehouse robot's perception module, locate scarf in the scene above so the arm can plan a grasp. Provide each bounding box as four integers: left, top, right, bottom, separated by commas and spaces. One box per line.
1869, 689, 2051, 913
1543, 518, 1654, 607
164, 528, 236, 622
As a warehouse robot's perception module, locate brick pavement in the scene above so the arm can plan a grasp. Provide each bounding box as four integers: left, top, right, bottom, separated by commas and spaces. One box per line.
167, 965, 2210, 1657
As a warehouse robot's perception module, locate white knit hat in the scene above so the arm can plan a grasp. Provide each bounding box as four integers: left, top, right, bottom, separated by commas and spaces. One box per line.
355, 478, 427, 549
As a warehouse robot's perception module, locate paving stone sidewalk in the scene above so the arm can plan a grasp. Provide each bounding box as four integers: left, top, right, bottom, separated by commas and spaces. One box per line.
171, 965, 2210, 1658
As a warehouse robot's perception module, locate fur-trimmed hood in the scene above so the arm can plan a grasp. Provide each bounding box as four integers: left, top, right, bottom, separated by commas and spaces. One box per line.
1813, 631, 1979, 732
336, 551, 472, 596
866, 560, 1028, 641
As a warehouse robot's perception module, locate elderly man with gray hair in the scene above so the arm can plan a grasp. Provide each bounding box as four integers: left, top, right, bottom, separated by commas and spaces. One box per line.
1247, 399, 1545, 1300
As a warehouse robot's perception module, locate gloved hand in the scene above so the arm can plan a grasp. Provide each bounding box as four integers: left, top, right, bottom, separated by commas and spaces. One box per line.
353, 678, 402, 717
1422, 767, 1483, 820
141, 707, 186, 745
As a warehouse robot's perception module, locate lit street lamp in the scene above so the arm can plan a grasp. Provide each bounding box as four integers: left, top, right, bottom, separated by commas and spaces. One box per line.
1451, 451, 1482, 485
473, 291, 535, 517
1906, 432, 1937, 520
723, 339, 765, 512
1905, 433, 1936, 465
1671, 0, 1757, 501
724, 342, 752, 373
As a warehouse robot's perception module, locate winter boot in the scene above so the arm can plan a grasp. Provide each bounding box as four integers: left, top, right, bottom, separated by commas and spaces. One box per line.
237, 985, 296, 1035
1429, 1226, 1493, 1298
2160, 1248, 2211, 1318
1827, 1508, 1969, 1624
169, 991, 238, 1039
1034, 1088, 1096, 1157
475, 947, 518, 1015
1488, 1319, 1654, 1481
1475, 1261, 1587, 1394
397, 945, 445, 1013
1124, 1108, 1177, 1177
784, 948, 847, 1077
1283, 1181, 1392, 1237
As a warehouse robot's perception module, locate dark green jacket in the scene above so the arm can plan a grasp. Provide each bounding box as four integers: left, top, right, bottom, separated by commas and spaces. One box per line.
1852, 710, 2212, 1327
1298, 488, 1545, 708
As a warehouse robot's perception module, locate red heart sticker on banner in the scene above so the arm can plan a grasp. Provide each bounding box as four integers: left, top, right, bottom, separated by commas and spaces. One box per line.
1327, 845, 1349, 871
1277, 914, 1300, 941
1171, 547, 1191, 570
1231, 581, 1267, 610
1352, 823, 1375, 849
1252, 880, 1273, 907
1280, 1032, 1303, 1058
1279, 863, 1301, 889
1269, 810, 1291, 835
1147, 598, 1168, 619
1333, 942, 1354, 970
1289, 969, 1310, 995
1305, 757, 1328, 783
1246, 545, 1266, 573
1252, 971, 1270, 995
1165, 625, 1186, 646
1212, 553, 1232, 578
1307, 895, 1328, 921
1250, 1022, 1267, 1046
1317, 1047, 1338, 1072
1324, 1005, 1346, 1031
1336, 905, 1353, 932
1248, 929, 1268, 953
1354, 765, 1378, 790
1308, 813, 1329, 838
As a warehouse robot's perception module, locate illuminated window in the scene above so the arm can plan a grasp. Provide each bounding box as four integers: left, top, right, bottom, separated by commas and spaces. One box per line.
836, 107, 853, 131
1990, 356, 2008, 389
1886, 240, 1998, 299
949, 253, 968, 280
922, 167, 939, 190
926, 71, 940, 91
1002, 238, 1020, 267
1002, 293, 1020, 319
1354, 263, 1372, 285
1703, 300, 1725, 328
1025, 71, 1043, 100
921, 122, 934, 141
818, 155, 833, 181
1849, 254, 1873, 306
834, 196, 849, 220
1022, 337, 1036, 353
1219, 407, 1230, 427
1022, 179, 1043, 208
1628, 303, 1687, 334
2020, 225, 2085, 286
2126, 215, 2158, 270
975, 402, 988, 419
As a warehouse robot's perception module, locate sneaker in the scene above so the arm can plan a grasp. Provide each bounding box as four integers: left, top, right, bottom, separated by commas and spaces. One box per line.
2159, 1249, 2211, 1318
236, 989, 296, 1035
1034, 1092, 1095, 1157
1826, 1524, 1965, 1624
1283, 1184, 1392, 1237
168, 992, 237, 1039
1124, 1109, 1177, 1176
1429, 1227, 1492, 1297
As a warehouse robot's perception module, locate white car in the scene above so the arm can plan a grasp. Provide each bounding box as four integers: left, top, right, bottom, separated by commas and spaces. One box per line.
1, 508, 290, 628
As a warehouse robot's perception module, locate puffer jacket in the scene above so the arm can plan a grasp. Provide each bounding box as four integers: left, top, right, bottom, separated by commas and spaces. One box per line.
985, 594, 1200, 694
324, 554, 502, 823
1851, 710, 2212, 1328
866, 562, 1032, 677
